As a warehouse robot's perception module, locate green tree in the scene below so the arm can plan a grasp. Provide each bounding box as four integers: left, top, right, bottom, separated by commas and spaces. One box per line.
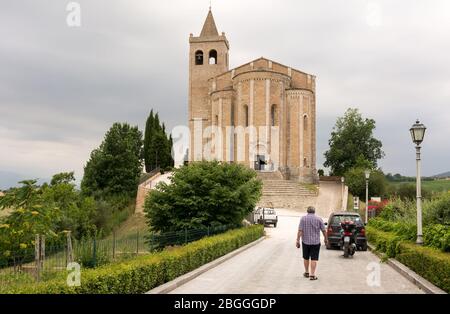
324, 108, 384, 176
143, 110, 155, 172
144, 161, 262, 232
50, 172, 75, 186
344, 167, 387, 200
44, 172, 97, 238
0, 180, 55, 262
143, 111, 174, 172
81, 123, 143, 198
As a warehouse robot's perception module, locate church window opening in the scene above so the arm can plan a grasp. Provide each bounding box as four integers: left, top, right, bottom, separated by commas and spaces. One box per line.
303, 115, 308, 131
271, 105, 277, 126
215, 115, 219, 125
304, 157, 308, 167
209, 50, 217, 64
195, 50, 203, 65
244, 105, 249, 127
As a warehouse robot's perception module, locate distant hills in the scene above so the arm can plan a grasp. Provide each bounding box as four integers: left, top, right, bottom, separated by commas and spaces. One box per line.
0, 170, 49, 190
432, 171, 450, 179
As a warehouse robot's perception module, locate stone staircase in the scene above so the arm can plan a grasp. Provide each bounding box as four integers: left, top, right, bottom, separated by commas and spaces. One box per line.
256, 172, 319, 209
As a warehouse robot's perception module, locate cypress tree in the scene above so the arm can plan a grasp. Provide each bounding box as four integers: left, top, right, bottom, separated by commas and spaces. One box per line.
143, 111, 174, 172
143, 110, 154, 172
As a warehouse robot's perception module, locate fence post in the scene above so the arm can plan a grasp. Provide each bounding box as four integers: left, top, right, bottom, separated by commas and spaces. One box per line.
207, 226, 210, 236
112, 231, 116, 260
136, 231, 139, 255
40, 235, 45, 272
184, 228, 187, 244
34, 234, 41, 282
67, 231, 73, 264
92, 238, 97, 268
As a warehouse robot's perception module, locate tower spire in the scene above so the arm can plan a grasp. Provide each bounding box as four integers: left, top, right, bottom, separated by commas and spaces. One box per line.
200, 8, 219, 37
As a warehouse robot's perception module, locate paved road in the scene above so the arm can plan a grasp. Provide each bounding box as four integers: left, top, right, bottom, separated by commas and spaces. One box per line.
170, 209, 423, 294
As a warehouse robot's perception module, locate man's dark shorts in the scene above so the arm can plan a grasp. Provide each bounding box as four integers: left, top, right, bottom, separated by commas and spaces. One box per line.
302, 242, 320, 261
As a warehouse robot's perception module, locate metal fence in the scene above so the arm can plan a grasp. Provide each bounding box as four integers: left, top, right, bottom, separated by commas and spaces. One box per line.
0, 224, 236, 288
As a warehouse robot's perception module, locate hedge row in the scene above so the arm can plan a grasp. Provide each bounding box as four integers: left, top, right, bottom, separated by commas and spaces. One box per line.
2, 225, 264, 294
366, 226, 450, 293
368, 218, 450, 252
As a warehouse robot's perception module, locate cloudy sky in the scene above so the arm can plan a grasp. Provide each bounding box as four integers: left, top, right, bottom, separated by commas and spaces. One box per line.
0, 0, 449, 187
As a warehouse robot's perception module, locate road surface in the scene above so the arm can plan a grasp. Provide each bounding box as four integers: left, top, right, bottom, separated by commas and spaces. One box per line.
170, 209, 423, 294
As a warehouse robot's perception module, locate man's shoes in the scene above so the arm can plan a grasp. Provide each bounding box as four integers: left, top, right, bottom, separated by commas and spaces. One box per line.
303, 272, 309, 278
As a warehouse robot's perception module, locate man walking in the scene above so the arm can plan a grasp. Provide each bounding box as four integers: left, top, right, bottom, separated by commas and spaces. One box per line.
296, 206, 328, 280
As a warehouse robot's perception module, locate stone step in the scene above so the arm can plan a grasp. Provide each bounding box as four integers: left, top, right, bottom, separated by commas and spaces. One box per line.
263, 193, 315, 195
256, 171, 284, 180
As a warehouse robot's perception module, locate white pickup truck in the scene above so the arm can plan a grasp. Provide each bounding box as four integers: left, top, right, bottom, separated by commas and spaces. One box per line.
254, 207, 278, 227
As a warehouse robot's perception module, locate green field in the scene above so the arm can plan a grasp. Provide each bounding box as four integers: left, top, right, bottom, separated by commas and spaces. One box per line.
389, 179, 450, 193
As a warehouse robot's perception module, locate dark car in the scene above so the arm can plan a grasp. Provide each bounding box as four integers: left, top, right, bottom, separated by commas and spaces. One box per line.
324, 211, 367, 251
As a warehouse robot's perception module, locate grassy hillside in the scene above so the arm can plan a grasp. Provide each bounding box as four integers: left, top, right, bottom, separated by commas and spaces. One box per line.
107, 212, 148, 239
389, 179, 450, 193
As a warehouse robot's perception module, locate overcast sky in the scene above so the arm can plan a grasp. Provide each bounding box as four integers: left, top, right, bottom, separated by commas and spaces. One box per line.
0, 0, 449, 186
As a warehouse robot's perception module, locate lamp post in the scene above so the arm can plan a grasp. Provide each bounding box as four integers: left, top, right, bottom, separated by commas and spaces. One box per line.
341, 177, 345, 210
364, 170, 370, 224
410, 120, 426, 245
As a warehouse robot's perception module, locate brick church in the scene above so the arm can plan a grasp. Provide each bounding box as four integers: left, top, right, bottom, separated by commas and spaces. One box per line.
188, 9, 318, 183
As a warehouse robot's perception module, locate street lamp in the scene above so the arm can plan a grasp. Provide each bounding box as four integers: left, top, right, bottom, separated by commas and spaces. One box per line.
410, 120, 426, 245
341, 177, 345, 210
364, 170, 370, 224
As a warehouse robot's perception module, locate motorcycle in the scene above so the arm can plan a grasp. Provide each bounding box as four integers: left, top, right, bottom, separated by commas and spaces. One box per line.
340, 220, 357, 258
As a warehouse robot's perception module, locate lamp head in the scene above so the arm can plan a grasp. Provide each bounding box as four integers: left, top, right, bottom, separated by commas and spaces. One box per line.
410, 119, 426, 146
365, 169, 371, 180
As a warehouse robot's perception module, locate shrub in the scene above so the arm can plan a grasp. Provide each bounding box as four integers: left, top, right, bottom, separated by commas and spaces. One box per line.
145, 161, 262, 232
366, 226, 402, 257
2, 225, 264, 294
369, 218, 449, 251
367, 227, 450, 292
378, 197, 417, 224
423, 224, 450, 252
396, 242, 450, 293
424, 192, 450, 225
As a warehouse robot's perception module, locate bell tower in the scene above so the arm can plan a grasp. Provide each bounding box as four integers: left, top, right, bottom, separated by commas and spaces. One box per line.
189, 9, 229, 161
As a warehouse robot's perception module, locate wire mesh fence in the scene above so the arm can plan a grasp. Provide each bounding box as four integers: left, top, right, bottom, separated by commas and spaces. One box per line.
0, 224, 236, 288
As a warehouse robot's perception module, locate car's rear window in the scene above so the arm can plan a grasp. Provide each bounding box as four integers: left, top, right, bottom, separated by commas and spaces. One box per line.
331, 215, 361, 225
264, 209, 275, 215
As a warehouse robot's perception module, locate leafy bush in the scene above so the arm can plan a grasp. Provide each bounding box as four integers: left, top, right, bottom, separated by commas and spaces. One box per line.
145, 161, 262, 232
396, 242, 450, 293
378, 197, 418, 224
369, 218, 449, 252
2, 225, 264, 294
423, 224, 450, 252
424, 192, 450, 225
74, 239, 111, 268
367, 227, 450, 292
366, 226, 402, 257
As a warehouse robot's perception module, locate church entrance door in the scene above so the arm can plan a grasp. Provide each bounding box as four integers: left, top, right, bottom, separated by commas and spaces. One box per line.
254, 155, 266, 171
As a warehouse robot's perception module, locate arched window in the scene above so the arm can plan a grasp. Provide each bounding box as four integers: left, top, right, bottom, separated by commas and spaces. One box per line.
303, 115, 308, 131
195, 50, 203, 65
304, 157, 308, 167
215, 115, 219, 125
209, 50, 217, 64
271, 105, 277, 126
243, 105, 249, 127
